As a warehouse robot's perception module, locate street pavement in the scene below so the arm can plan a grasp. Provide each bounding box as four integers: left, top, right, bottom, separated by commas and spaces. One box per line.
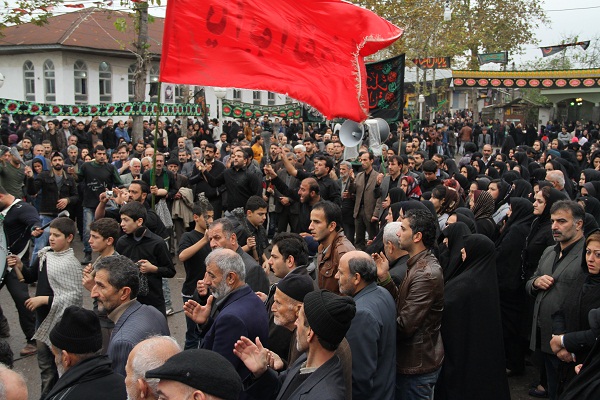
4, 234, 538, 399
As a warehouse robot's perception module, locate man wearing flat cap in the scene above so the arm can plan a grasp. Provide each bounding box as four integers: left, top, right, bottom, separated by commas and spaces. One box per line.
145, 349, 242, 400
44, 305, 126, 400
26, 150, 78, 265
235, 290, 356, 400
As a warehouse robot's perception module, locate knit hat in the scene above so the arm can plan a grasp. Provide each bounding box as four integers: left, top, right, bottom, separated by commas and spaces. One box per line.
303, 290, 356, 346
277, 274, 314, 302
145, 349, 242, 400
49, 306, 102, 354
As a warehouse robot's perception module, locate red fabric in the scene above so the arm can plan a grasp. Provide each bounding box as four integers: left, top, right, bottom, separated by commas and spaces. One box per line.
160, 0, 402, 122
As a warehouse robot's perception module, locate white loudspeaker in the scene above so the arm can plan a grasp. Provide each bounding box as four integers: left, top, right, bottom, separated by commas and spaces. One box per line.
333, 123, 342, 135
339, 120, 365, 147
364, 118, 390, 156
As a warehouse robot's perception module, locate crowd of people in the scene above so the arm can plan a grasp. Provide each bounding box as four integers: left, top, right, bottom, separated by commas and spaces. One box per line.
0, 111, 600, 400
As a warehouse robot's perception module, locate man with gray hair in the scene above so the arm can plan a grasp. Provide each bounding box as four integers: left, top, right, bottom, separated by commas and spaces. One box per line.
546, 170, 568, 197
120, 157, 142, 185
335, 251, 396, 400
0, 363, 27, 400
183, 248, 268, 397
383, 221, 409, 285
91, 255, 169, 376
125, 336, 181, 400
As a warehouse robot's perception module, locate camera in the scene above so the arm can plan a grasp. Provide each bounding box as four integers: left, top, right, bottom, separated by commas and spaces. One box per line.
106, 191, 114, 199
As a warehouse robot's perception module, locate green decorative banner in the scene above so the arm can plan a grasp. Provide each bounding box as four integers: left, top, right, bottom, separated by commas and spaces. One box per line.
0, 98, 207, 117
221, 100, 302, 119
477, 52, 508, 65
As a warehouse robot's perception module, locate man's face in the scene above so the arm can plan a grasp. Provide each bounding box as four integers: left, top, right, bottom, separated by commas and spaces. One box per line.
247, 207, 267, 228
360, 154, 373, 171
118, 148, 129, 161
414, 154, 423, 166
272, 288, 298, 329
309, 208, 333, 242
43, 143, 52, 155
177, 138, 185, 148
77, 123, 85, 131
325, 143, 335, 156
22, 139, 32, 150
396, 218, 415, 252
432, 155, 443, 168
204, 262, 230, 299
204, 147, 215, 162
335, 255, 356, 296
208, 224, 233, 250
33, 145, 44, 156
304, 141, 313, 152
51, 156, 63, 170
178, 152, 188, 163
339, 164, 350, 179
62, 120, 70, 129
120, 214, 141, 235
68, 148, 78, 160
130, 162, 141, 175
295, 307, 309, 353
483, 145, 492, 158
167, 163, 179, 174
388, 159, 400, 176
298, 181, 313, 203
412, 138, 419, 148
155, 155, 164, 171
49, 227, 70, 252
95, 150, 107, 164
268, 244, 289, 278
293, 148, 305, 161
408, 158, 415, 170
313, 160, 328, 178
135, 143, 144, 153
128, 183, 145, 203
91, 269, 125, 314
232, 150, 245, 168
89, 230, 110, 254
333, 142, 343, 157
423, 171, 436, 182
551, 209, 581, 244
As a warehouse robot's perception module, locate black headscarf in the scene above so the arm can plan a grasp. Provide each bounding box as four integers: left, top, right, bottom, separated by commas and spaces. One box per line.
388, 187, 407, 204
582, 168, 600, 184
511, 179, 533, 200
440, 221, 472, 283
444, 159, 460, 178
492, 161, 507, 177
464, 165, 478, 182
584, 181, 600, 202
453, 212, 477, 234
580, 196, 600, 225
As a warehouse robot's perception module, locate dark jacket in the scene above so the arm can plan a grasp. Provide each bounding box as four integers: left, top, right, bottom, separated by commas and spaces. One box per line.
200, 285, 269, 385
204, 166, 262, 211
296, 169, 342, 206
246, 353, 346, 400
382, 249, 444, 374
26, 171, 78, 216
43, 355, 126, 400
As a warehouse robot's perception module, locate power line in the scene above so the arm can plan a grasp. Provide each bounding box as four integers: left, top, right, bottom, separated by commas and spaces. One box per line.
546, 5, 600, 12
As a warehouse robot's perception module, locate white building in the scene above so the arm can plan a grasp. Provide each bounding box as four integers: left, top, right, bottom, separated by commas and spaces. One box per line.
0, 8, 290, 119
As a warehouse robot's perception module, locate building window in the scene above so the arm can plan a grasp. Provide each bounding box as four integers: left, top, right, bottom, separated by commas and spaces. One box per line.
253, 91, 261, 105
43, 59, 55, 103
23, 61, 35, 102
149, 64, 159, 102
128, 64, 136, 102
233, 89, 242, 101
99, 61, 112, 103
74, 60, 88, 104
268, 92, 275, 106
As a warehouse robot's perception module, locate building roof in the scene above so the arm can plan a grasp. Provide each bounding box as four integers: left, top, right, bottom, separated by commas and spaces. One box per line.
0, 8, 164, 57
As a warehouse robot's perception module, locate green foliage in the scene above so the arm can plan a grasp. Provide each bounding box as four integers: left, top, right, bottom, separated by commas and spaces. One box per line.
114, 17, 127, 33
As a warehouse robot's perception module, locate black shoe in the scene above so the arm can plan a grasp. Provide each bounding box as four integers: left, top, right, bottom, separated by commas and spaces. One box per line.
0, 318, 10, 338
82, 253, 92, 265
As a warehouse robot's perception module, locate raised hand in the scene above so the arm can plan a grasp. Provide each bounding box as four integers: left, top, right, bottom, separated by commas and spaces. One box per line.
233, 336, 269, 378
183, 296, 214, 325
372, 251, 390, 282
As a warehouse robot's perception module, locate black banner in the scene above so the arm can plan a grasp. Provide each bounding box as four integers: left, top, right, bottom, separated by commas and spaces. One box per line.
366, 54, 405, 122
412, 57, 451, 69
541, 41, 590, 57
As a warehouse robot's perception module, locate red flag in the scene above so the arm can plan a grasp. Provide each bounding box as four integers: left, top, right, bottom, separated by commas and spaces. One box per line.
160, 0, 402, 122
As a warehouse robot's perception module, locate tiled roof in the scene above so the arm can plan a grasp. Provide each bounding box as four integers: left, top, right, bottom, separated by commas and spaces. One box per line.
0, 8, 164, 55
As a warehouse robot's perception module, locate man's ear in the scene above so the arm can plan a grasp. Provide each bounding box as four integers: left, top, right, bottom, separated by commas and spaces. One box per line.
137, 379, 149, 399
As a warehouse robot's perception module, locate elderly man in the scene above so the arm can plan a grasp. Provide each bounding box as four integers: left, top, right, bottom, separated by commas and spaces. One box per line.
383, 222, 409, 285
336, 251, 396, 400
183, 248, 268, 395
207, 218, 269, 293
125, 336, 181, 400
235, 290, 356, 400
546, 170, 569, 198
0, 363, 27, 400
146, 349, 242, 400
120, 157, 142, 185
44, 306, 126, 400
91, 255, 169, 376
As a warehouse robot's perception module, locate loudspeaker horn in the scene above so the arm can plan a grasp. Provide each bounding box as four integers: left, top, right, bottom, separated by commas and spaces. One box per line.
364, 118, 390, 156
339, 120, 364, 147
333, 123, 342, 135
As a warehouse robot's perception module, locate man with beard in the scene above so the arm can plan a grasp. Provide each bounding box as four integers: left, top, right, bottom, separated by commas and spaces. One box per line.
91, 255, 169, 376
189, 143, 225, 219
183, 248, 268, 395
265, 165, 321, 235
44, 306, 126, 400
0, 146, 26, 198
235, 290, 356, 400
119, 158, 142, 186
78, 145, 122, 264
197, 148, 262, 212
281, 154, 341, 206
25, 151, 78, 265
124, 336, 181, 400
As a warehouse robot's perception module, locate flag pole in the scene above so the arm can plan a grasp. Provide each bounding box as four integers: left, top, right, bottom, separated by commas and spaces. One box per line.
151, 81, 162, 210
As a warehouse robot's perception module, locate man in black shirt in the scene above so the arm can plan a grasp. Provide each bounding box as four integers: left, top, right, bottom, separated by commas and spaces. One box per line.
177, 200, 214, 350
78, 145, 122, 264
116, 202, 175, 315
280, 154, 341, 206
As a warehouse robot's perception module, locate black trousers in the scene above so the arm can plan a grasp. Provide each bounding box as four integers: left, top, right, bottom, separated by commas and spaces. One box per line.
2, 269, 36, 341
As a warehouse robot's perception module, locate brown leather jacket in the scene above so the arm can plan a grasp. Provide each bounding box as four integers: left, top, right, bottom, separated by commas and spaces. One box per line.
317, 231, 355, 294
382, 249, 444, 375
